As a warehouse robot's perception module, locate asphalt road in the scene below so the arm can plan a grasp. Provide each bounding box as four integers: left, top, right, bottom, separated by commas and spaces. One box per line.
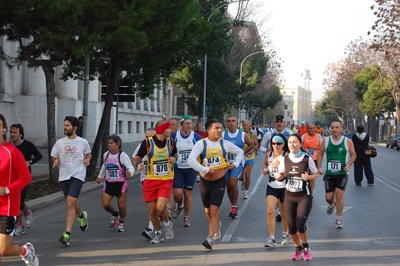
4, 143, 400, 265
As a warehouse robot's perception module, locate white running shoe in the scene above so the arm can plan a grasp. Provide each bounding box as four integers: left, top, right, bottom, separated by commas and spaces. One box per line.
15, 225, 26, 236
25, 210, 34, 229
21, 242, 39, 266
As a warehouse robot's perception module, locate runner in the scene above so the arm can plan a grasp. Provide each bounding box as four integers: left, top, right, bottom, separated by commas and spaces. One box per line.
0, 114, 39, 266
51, 116, 90, 246
96, 134, 135, 232
171, 115, 201, 227
276, 134, 319, 261
317, 121, 356, 229
188, 119, 244, 250
301, 123, 324, 193
240, 120, 258, 199
135, 120, 177, 244
262, 134, 291, 248
223, 115, 254, 219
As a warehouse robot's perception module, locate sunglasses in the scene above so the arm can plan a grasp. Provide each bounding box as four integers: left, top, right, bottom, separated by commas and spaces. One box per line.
272, 142, 283, 145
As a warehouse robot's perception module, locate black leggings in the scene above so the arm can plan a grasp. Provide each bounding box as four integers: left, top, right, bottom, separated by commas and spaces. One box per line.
284, 194, 312, 234
199, 176, 225, 208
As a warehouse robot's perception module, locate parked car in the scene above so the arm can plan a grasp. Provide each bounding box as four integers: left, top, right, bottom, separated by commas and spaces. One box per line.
397, 141, 400, 151
386, 134, 400, 148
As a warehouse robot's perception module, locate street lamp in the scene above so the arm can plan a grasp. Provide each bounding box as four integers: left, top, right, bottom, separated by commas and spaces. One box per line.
240, 51, 264, 85
203, 0, 248, 122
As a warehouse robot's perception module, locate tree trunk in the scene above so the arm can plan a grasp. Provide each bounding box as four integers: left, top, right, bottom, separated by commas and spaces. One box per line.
42, 65, 58, 184
86, 60, 121, 179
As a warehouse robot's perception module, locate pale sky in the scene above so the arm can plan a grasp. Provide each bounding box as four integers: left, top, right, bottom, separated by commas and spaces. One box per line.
237, 0, 377, 101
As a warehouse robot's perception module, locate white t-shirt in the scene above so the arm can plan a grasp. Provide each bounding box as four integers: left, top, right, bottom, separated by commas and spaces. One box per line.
51, 136, 91, 182
132, 143, 147, 182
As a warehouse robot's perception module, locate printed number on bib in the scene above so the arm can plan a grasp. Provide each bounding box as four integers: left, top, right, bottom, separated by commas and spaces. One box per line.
269, 167, 278, 178
107, 168, 119, 181
307, 148, 316, 158
203, 156, 221, 168
153, 160, 168, 176
328, 160, 341, 172
179, 150, 191, 163
227, 153, 236, 163
286, 177, 303, 192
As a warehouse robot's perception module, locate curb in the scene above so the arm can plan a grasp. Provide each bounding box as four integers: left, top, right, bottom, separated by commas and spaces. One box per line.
26, 172, 140, 212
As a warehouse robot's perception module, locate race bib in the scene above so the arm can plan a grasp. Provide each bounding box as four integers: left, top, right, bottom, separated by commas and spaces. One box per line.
178, 150, 191, 163
203, 156, 222, 168
227, 153, 236, 163
107, 169, 119, 181
153, 160, 168, 176
269, 167, 278, 178
328, 160, 341, 172
285, 177, 303, 192
307, 148, 316, 158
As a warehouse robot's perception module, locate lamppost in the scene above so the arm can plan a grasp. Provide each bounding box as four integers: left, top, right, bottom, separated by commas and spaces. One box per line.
203, 0, 247, 122
239, 50, 264, 121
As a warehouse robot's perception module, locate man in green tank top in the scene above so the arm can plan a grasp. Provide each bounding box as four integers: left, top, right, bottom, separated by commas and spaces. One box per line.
317, 121, 356, 229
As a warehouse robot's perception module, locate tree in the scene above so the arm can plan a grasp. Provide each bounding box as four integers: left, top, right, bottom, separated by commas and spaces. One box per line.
0, 0, 88, 183
370, 0, 400, 133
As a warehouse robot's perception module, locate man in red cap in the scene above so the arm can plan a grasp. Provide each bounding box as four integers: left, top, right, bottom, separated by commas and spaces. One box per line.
135, 120, 177, 244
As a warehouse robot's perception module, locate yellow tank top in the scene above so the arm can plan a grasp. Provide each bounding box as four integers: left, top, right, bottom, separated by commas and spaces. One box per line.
244, 131, 255, 161
146, 137, 174, 180
200, 139, 229, 170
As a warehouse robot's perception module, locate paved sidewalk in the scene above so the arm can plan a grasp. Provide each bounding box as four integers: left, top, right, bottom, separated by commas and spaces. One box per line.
28, 141, 142, 212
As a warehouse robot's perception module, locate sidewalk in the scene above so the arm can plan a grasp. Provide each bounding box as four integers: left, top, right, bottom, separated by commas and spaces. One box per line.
27, 141, 142, 212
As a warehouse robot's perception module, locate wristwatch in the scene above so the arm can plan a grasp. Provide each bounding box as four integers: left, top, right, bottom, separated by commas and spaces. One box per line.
4, 187, 10, 195
29, 160, 33, 165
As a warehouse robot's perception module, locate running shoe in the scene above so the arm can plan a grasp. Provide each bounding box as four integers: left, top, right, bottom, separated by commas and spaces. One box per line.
243, 192, 248, 199
117, 223, 124, 232
77, 211, 88, 231
196, 175, 200, 182
21, 242, 39, 266
15, 225, 26, 236
275, 213, 281, 222
265, 237, 276, 247
150, 231, 164, 244
229, 206, 239, 219
327, 202, 336, 215
303, 247, 312, 261
59, 231, 70, 246
110, 215, 120, 228
281, 234, 291, 245
141, 227, 154, 239
25, 210, 34, 229
213, 220, 221, 240
164, 221, 174, 240
174, 206, 183, 219
291, 247, 303, 260
183, 216, 191, 227
241, 179, 246, 191
202, 236, 214, 250
335, 219, 343, 229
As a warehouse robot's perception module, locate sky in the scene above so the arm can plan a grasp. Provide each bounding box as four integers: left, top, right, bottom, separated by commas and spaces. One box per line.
233, 0, 377, 101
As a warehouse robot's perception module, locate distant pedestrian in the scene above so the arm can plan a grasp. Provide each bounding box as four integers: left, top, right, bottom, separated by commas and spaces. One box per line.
351, 125, 374, 186
96, 134, 134, 232
76, 116, 83, 137
0, 113, 39, 265
51, 116, 91, 246
9, 124, 43, 235
194, 122, 208, 139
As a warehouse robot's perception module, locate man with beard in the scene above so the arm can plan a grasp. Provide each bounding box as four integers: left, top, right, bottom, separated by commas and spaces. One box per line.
51, 116, 91, 246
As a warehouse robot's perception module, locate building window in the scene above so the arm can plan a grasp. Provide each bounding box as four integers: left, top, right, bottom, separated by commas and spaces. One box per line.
118, 121, 123, 134
144, 122, 147, 133
128, 121, 132, 133
144, 99, 148, 111
136, 93, 140, 110
151, 122, 154, 128
284, 105, 288, 110
136, 121, 140, 133
176, 96, 185, 116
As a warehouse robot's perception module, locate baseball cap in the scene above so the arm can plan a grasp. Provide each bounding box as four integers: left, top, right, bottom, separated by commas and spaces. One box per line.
275, 115, 284, 122
180, 114, 192, 123
301, 121, 305, 125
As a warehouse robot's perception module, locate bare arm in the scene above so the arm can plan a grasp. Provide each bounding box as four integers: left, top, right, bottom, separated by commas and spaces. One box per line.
344, 138, 357, 172
317, 138, 326, 174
